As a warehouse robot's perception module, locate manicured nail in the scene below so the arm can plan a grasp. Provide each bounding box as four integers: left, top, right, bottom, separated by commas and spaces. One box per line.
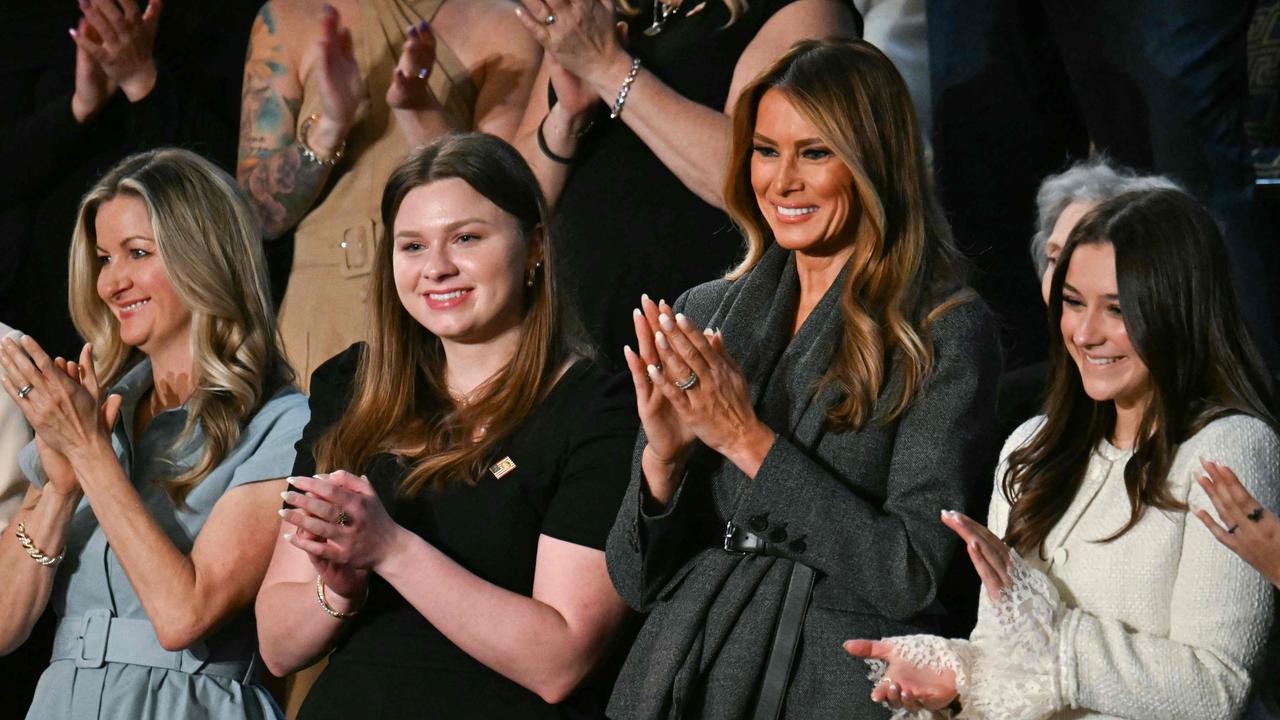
675, 313, 691, 329
623, 344, 634, 357
641, 293, 651, 304
703, 328, 715, 336
283, 533, 293, 541
409, 24, 418, 36
633, 308, 643, 318
646, 364, 660, 380
658, 314, 674, 331
277, 508, 287, 517
419, 20, 428, 31
655, 331, 669, 349
280, 490, 290, 500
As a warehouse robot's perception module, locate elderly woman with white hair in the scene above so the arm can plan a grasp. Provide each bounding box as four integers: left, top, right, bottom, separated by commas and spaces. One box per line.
997, 158, 1180, 435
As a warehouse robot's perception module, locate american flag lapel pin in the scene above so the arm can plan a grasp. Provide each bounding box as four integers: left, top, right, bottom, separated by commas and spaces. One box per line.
490, 456, 517, 479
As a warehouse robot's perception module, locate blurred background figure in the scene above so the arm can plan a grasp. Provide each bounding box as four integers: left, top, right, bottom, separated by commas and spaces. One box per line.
237, 0, 541, 387
928, 0, 1280, 380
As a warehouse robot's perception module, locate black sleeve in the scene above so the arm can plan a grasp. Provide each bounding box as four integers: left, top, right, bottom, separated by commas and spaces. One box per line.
291, 343, 365, 478
0, 91, 93, 204
541, 366, 641, 551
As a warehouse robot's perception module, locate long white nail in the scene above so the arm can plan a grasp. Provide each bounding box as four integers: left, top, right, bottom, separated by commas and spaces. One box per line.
658, 314, 675, 331
655, 331, 669, 349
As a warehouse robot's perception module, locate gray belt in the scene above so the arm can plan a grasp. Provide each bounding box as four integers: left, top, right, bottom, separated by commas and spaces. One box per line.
52, 608, 259, 719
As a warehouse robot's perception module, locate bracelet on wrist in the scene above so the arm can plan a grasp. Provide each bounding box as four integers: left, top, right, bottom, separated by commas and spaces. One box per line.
537, 114, 577, 165
15, 522, 64, 567
610, 57, 642, 120
298, 113, 347, 167
315, 575, 366, 619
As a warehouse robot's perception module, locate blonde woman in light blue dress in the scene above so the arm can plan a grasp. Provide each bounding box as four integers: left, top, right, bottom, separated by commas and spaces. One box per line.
0, 149, 307, 720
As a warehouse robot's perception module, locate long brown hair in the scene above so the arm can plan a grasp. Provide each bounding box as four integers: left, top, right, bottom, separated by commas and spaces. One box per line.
1002, 189, 1277, 556
724, 38, 971, 430
313, 134, 577, 495
69, 149, 293, 503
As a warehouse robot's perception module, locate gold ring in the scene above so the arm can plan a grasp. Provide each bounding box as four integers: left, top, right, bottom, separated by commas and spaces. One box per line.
336, 511, 350, 527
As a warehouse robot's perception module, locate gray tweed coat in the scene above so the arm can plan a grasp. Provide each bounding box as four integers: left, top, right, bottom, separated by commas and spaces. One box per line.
605, 244, 1001, 719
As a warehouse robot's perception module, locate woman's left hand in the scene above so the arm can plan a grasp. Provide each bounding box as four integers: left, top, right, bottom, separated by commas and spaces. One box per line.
941, 509, 1014, 604
1196, 459, 1280, 589
0, 335, 111, 459
514, 0, 626, 87
281, 471, 403, 573
646, 309, 775, 476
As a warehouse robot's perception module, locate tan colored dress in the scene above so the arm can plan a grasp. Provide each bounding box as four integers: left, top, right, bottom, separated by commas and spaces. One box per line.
278, 0, 476, 388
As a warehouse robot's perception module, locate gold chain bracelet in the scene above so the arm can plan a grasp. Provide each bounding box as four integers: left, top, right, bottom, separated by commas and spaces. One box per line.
315, 575, 366, 619
15, 522, 64, 567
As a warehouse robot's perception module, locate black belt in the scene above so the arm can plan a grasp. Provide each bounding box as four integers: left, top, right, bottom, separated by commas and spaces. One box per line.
724, 521, 816, 720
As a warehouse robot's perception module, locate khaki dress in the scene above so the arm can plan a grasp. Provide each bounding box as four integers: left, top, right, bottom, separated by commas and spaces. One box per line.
278, 0, 476, 388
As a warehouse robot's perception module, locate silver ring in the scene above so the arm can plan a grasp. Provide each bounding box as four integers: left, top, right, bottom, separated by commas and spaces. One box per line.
17, 384, 33, 399
673, 371, 698, 391
544, 13, 556, 25
416, 67, 429, 80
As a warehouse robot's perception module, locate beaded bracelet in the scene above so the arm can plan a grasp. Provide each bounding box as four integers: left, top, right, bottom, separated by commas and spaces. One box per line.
610, 57, 642, 120
315, 575, 366, 619
15, 522, 64, 567
298, 113, 347, 167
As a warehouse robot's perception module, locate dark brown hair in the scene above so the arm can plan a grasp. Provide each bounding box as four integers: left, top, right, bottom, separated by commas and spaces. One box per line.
313, 133, 576, 495
724, 38, 971, 430
1003, 189, 1277, 556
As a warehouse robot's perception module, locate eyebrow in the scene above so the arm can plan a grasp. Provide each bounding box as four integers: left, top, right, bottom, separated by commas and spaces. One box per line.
395, 217, 492, 237
752, 133, 826, 147
1061, 282, 1119, 300
95, 236, 154, 251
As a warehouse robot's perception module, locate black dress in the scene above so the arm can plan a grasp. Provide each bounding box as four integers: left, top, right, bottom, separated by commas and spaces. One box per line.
293, 345, 639, 719
552, 0, 813, 370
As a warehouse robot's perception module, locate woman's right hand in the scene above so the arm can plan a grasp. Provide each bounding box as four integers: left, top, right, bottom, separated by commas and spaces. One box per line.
68, 17, 115, 123
314, 5, 366, 143
844, 639, 959, 712
623, 296, 695, 479
38, 344, 123, 498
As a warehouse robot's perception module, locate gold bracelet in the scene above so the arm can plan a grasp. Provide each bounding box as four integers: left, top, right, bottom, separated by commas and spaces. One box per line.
15, 522, 64, 567
315, 575, 365, 619
298, 113, 346, 166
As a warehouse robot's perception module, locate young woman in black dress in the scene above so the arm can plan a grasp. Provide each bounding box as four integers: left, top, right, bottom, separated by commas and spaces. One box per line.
255, 133, 638, 718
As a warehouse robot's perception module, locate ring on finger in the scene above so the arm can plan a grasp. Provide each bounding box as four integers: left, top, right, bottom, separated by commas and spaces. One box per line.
1249, 506, 1265, 522
417, 67, 429, 79
674, 370, 698, 391
335, 510, 351, 527
17, 384, 33, 399
1227, 523, 1239, 534
544, 13, 556, 24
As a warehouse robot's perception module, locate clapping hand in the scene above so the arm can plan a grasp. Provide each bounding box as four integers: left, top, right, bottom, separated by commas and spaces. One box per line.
71, 0, 162, 102
1196, 459, 1280, 589
386, 21, 439, 111
843, 639, 959, 712
313, 5, 366, 145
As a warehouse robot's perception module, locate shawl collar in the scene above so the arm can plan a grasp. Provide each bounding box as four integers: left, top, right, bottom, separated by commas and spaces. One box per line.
707, 243, 849, 445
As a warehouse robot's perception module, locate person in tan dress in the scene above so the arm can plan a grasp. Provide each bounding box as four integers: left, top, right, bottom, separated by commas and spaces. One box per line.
237, 0, 541, 388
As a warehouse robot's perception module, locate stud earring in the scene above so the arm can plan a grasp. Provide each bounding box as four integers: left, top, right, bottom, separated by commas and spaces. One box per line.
526, 261, 542, 287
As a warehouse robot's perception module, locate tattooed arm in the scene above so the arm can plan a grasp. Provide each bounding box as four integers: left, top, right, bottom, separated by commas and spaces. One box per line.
236, 2, 360, 240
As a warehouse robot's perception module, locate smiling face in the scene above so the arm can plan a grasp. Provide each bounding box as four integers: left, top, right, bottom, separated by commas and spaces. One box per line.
392, 178, 535, 348
750, 88, 860, 257
94, 194, 192, 357
1060, 242, 1151, 423
1042, 200, 1095, 304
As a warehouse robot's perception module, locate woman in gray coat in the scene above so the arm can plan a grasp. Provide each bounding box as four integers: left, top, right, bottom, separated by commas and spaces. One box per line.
605, 39, 1001, 719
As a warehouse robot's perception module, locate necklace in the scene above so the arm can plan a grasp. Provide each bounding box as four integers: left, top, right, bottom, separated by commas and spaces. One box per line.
643, 0, 681, 36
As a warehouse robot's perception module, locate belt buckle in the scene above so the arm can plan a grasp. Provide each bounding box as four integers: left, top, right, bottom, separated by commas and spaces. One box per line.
723, 520, 749, 555
76, 608, 113, 668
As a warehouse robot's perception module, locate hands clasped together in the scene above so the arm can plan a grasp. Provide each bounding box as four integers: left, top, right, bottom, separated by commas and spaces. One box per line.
280, 471, 405, 605
69, 0, 163, 122
0, 336, 122, 498
622, 295, 775, 499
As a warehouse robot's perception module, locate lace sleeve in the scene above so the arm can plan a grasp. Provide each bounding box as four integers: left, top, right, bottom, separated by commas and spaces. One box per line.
865, 553, 1067, 720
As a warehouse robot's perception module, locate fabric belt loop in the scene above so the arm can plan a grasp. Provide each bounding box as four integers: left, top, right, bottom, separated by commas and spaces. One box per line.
753, 563, 816, 720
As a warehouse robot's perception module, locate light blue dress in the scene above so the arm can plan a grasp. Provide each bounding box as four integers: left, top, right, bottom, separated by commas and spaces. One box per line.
18, 358, 308, 720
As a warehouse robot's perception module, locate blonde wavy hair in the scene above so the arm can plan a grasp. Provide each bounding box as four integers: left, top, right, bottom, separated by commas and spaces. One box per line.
725, 39, 972, 430
68, 148, 293, 503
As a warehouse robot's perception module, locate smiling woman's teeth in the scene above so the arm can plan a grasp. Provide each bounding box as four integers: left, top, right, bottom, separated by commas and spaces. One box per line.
122, 300, 149, 311
777, 206, 817, 217
1087, 356, 1120, 365
429, 290, 467, 301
